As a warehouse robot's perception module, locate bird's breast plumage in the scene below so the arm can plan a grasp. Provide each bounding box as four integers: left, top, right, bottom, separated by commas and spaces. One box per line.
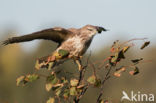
56, 34, 93, 58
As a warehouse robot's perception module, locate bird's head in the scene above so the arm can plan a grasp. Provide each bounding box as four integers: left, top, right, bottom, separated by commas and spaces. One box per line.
81, 25, 108, 37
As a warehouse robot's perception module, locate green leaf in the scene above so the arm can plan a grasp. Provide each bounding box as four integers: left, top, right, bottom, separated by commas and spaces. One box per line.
58, 49, 69, 58
25, 74, 39, 82
94, 79, 101, 87
70, 79, 78, 87
46, 97, 55, 103
47, 74, 59, 85
140, 41, 150, 49
16, 76, 27, 86
110, 50, 125, 65
46, 74, 61, 91
111, 53, 118, 63
63, 89, 70, 99
47, 74, 55, 81
70, 87, 77, 96
87, 75, 96, 85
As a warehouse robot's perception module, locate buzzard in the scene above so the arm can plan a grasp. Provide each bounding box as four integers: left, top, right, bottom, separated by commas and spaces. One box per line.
2, 25, 107, 70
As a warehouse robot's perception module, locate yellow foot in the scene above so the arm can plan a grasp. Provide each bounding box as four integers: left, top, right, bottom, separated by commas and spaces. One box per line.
75, 59, 83, 71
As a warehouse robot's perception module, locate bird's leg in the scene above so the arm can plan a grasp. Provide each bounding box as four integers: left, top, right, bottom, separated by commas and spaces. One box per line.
75, 59, 83, 71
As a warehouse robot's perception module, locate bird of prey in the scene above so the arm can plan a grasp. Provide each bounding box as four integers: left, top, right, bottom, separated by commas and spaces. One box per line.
2, 25, 107, 70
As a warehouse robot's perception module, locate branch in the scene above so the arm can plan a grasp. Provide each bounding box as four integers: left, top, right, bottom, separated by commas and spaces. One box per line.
96, 66, 112, 103
73, 54, 91, 103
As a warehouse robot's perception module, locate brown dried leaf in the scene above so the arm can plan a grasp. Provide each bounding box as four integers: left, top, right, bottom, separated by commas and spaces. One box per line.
114, 67, 126, 77
16, 76, 26, 86
131, 58, 143, 63
129, 66, 139, 75
140, 41, 150, 49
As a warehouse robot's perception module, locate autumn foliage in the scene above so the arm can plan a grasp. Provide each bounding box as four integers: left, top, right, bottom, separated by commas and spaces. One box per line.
16, 38, 150, 103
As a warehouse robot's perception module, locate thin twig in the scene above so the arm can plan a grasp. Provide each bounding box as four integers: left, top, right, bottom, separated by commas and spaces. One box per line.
120, 38, 148, 47
96, 66, 112, 103
74, 54, 91, 103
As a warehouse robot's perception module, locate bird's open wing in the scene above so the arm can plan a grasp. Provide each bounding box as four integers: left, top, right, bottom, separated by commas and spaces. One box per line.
2, 27, 72, 45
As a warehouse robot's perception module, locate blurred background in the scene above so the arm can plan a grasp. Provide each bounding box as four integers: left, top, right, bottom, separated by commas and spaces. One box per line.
0, 0, 156, 103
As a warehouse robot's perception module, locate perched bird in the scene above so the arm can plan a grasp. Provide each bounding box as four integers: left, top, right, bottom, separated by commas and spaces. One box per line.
2, 25, 107, 70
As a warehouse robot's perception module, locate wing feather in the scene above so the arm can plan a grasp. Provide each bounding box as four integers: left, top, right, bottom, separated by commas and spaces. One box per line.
2, 27, 72, 45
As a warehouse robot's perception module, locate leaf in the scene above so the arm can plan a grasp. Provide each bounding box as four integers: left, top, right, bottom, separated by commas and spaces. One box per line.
25, 74, 39, 82
48, 62, 54, 70
16, 76, 27, 86
110, 50, 125, 66
51, 85, 61, 91
118, 50, 125, 60
133, 67, 139, 75
111, 53, 118, 63
46, 97, 55, 103
114, 67, 126, 77
131, 58, 143, 63
70, 79, 78, 87
45, 83, 53, 92
140, 41, 150, 49
35, 59, 49, 70
35, 60, 40, 70
87, 75, 101, 87
63, 89, 70, 99
94, 79, 101, 87
55, 87, 62, 96
47, 74, 55, 82
61, 77, 68, 84
87, 75, 96, 85
45, 74, 61, 91
114, 72, 121, 77
129, 66, 139, 75
122, 46, 130, 53
58, 49, 69, 58
70, 87, 77, 96
99, 99, 104, 103
47, 74, 59, 85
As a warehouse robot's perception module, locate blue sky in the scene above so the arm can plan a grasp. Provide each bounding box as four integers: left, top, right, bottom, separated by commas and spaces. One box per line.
0, 0, 156, 52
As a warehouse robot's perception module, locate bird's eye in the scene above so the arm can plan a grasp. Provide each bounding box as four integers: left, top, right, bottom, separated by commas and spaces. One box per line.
87, 28, 93, 31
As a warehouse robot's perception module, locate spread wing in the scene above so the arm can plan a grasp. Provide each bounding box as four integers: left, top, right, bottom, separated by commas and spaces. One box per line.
2, 27, 72, 45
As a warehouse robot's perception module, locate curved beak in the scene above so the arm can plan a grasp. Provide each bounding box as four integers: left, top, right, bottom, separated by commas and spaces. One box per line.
96, 26, 108, 33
